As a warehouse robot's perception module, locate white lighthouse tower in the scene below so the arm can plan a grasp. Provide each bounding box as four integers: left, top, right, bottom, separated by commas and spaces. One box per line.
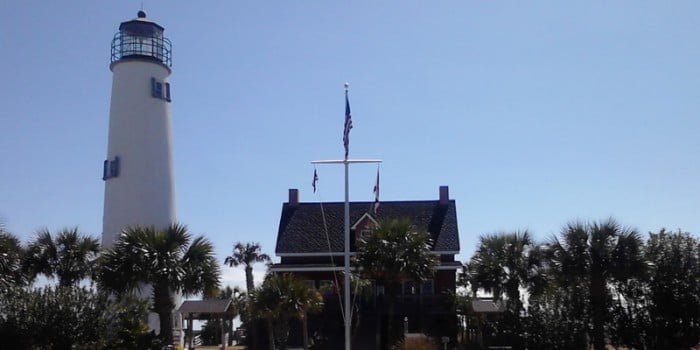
102, 11, 180, 340
102, 10, 175, 247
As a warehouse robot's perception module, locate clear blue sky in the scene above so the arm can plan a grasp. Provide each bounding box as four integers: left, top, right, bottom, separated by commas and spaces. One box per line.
1, 1, 699, 289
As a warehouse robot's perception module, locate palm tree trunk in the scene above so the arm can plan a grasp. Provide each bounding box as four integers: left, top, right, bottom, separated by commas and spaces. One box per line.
267, 318, 275, 350
245, 265, 257, 349
590, 269, 606, 350
278, 317, 290, 350
245, 265, 255, 296
591, 278, 605, 350
386, 296, 396, 350
154, 282, 175, 345
302, 312, 309, 350
229, 318, 234, 346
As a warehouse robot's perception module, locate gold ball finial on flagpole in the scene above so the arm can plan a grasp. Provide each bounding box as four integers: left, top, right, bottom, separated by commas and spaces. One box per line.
344, 82, 350, 90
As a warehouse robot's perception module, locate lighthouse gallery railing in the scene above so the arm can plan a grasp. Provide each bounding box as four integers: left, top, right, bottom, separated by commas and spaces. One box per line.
111, 32, 172, 67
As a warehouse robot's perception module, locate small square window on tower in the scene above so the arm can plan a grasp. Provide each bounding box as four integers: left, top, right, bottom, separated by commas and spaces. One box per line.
165, 82, 171, 102
102, 156, 120, 180
151, 77, 163, 99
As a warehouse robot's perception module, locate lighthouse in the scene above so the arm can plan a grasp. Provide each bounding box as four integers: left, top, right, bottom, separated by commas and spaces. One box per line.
102, 10, 175, 247
102, 11, 180, 339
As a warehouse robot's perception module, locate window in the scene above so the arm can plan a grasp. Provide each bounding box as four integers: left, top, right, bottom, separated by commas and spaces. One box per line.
376, 285, 385, 297
151, 78, 162, 98
402, 281, 416, 295
304, 280, 316, 289
319, 280, 334, 294
151, 77, 171, 102
421, 280, 434, 295
360, 228, 373, 241
102, 156, 120, 180
165, 83, 171, 101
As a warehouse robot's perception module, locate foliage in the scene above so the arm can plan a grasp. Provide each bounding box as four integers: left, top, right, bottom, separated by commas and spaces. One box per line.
224, 242, 271, 294
524, 284, 589, 350
0, 285, 161, 350
102, 294, 164, 350
252, 273, 323, 350
356, 218, 437, 285
0, 226, 26, 291
0, 285, 109, 349
635, 229, 700, 349
98, 223, 221, 344
200, 286, 245, 346
464, 231, 545, 348
224, 242, 271, 348
23, 227, 100, 286
546, 219, 645, 350
355, 218, 438, 349
392, 334, 439, 350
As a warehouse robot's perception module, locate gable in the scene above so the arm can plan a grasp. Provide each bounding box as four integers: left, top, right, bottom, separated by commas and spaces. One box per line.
351, 212, 379, 230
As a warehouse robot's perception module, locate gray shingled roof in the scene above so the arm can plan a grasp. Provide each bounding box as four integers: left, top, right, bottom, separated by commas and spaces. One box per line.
178, 299, 234, 317
275, 200, 459, 255
471, 300, 505, 313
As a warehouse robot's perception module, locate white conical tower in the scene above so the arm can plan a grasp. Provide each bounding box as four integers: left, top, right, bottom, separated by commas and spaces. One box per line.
102, 10, 175, 247
102, 10, 180, 342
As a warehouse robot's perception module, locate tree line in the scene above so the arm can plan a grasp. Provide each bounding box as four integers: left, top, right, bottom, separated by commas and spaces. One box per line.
0, 223, 220, 349
0, 222, 320, 350
2, 218, 699, 350
460, 218, 700, 350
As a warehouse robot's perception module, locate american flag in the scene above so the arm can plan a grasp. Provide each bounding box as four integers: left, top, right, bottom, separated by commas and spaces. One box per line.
372, 169, 380, 214
343, 90, 353, 160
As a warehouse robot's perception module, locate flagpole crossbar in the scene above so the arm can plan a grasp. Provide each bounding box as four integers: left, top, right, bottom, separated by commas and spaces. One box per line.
312, 159, 382, 164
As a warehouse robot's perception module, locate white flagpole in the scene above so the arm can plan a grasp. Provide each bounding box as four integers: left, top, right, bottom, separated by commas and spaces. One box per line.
344, 160, 350, 350
311, 82, 381, 350
311, 158, 381, 350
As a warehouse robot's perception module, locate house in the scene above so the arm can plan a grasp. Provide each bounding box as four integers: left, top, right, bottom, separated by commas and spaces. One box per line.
269, 186, 461, 349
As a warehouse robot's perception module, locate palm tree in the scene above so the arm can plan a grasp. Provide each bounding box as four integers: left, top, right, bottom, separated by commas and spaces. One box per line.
355, 218, 438, 349
23, 227, 100, 287
0, 225, 26, 291
251, 273, 323, 350
224, 242, 271, 296
548, 219, 645, 350
465, 231, 544, 348
224, 242, 270, 348
98, 223, 221, 345
467, 231, 544, 313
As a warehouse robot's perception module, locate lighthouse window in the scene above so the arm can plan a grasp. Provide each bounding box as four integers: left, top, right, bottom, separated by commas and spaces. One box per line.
151, 77, 171, 102
151, 77, 162, 98
102, 156, 120, 180
165, 83, 171, 102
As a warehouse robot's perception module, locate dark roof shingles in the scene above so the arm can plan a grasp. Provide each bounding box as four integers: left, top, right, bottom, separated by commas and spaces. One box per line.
275, 200, 459, 254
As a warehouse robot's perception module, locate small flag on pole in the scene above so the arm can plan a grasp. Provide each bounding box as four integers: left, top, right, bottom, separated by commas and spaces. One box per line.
372, 168, 380, 214
312, 169, 319, 193
343, 87, 353, 160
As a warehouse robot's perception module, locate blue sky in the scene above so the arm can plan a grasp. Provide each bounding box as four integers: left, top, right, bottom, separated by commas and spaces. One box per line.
1, 1, 699, 289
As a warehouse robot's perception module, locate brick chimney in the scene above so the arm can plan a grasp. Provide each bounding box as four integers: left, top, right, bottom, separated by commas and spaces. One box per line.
288, 188, 299, 207
439, 186, 449, 205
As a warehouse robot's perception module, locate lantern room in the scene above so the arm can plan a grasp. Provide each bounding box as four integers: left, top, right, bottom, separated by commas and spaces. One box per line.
110, 11, 172, 67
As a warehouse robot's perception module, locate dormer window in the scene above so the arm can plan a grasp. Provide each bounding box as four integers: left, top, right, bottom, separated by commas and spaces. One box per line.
360, 227, 374, 241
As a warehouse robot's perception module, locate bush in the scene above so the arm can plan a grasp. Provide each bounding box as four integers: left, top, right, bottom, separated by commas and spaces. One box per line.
393, 334, 439, 350
0, 286, 162, 350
